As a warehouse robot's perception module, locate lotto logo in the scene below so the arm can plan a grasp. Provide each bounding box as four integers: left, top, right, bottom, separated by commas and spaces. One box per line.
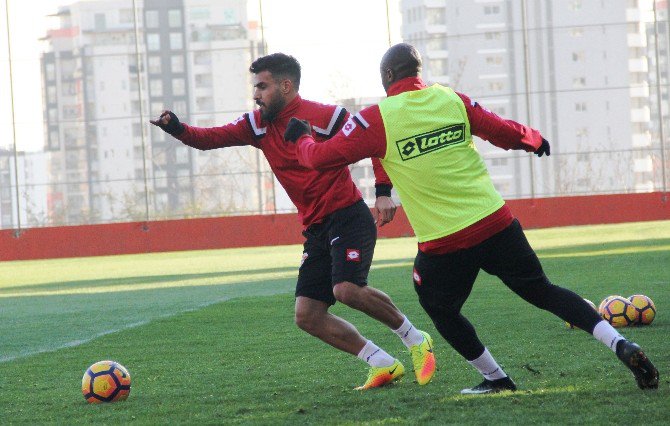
395, 123, 466, 161
413, 268, 422, 286
346, 249, 361, 262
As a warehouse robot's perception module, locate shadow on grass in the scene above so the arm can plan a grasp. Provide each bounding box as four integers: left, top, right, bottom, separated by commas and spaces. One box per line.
0, 258, 413, 295
0, 259, 409, 297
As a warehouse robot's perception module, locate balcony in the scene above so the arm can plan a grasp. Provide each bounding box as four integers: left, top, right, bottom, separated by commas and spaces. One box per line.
627, 33, 646, 48
629, 84, 649, 98
631, 132, 652, 148
628, 58, 648, 73
630, 107, 650, 122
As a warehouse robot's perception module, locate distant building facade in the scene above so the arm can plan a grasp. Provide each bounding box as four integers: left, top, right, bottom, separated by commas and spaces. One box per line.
41, 0, 271, 225
400, 0, 666, 197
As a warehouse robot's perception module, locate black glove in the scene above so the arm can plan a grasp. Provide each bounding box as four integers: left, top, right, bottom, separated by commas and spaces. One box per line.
284, 117, 311, 143
534, 138, 550, 157
151, 111, 185, 136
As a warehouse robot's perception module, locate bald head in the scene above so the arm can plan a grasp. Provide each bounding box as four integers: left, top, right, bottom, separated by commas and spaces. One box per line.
380, 43, 422, 92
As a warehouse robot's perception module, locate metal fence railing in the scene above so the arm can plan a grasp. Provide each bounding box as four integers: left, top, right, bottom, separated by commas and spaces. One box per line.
1, 0, 668, 230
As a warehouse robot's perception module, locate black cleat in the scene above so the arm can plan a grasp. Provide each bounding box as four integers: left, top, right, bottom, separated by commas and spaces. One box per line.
460, 376, 517, 394
616, 340, 659, 390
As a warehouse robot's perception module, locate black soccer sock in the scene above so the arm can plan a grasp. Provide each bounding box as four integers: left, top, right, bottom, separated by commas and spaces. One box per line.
511, 279, 602, 333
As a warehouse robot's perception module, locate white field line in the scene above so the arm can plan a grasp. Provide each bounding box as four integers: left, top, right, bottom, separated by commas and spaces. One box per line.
0, 295, 236, 364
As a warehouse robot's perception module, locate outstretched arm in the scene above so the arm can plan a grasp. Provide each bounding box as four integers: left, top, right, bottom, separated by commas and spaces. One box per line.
458, 93, 549, 156
151, 110, 257, 150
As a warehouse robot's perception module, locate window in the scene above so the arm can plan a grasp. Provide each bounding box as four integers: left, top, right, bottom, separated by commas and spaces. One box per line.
148, 56, 162, 74
172, 100, 187, 112
147, 34, 160, 51
189, 7, 210, 20
193, 51, 211, 65
47, 86, 57, 103
132, 122, 142, 138
427, 37, 447, 51
95, 13, 107, 30
490, 106, 506, 116
151, 124, 165, 141
195, 74, 212, 88
428, 58, 448, 75
168, 10, 182, 27
170, 33, 183, 50
575, 102, 587, 112
172, 78, 186, 96
484, 5, 501, 15
150, 79, 163, 97
145, 10, 159, 28
576, 127, 589, 143
171, 55, 185, 73
569, 0, 582, 11
485, 31, 502, 40
119, 9, 134, 24
491, 158, 508, 166
570, 27, 584, 37
426, 8, 445, 25
488, 81, 504, 91
46, 63, 56, 80
573, 77, 586, 87
486, 55, 503, 66
572, 51, 585, 62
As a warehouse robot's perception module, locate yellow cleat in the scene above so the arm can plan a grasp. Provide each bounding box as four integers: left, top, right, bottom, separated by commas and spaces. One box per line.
355, 359, 405, 390
410, 331, 436, 385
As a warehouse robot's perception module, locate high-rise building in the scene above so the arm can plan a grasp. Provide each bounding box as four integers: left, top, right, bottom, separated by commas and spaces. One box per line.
41, 0, 268, 225
401, 0, 662, 198
0, 149, 50, 229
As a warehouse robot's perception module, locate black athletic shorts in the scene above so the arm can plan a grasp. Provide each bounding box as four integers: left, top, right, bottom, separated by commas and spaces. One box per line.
413, 219, 547, 313
295, 200, 376, 305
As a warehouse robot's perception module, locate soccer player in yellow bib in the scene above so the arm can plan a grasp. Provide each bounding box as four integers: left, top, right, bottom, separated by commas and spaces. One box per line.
283, 43, 658, 394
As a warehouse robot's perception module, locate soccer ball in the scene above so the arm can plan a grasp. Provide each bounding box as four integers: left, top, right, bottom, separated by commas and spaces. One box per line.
565, 298, 598, 329
628, 294, 656, 325
82, 360, 131, 403
598, 295, 623, 314
599, 296, 638, 328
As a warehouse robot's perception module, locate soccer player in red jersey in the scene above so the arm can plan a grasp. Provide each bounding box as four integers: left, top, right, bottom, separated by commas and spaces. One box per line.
285, 44, 658, 393
151, 53, 436, 389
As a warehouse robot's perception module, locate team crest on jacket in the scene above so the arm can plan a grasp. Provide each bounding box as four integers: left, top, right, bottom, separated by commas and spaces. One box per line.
342, 117, 357, 136
413, 268, 422, 286
346, 249, 361, 262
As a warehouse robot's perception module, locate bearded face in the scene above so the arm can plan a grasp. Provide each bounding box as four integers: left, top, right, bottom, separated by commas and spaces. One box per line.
258, 89, 286, 122
252, 70, 289, 122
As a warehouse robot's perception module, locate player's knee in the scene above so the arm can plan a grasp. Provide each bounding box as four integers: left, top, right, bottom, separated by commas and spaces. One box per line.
294, 308, 317, 333
332, 282, 361, 307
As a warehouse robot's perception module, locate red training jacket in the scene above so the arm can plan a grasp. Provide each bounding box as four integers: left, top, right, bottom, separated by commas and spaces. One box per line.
175, 95, 391, 228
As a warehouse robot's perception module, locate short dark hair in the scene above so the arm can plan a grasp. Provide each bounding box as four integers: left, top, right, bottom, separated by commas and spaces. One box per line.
249, 53, 301, 89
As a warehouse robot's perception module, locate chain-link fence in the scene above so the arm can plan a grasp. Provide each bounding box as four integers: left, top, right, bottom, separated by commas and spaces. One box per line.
1, 0, 668, 231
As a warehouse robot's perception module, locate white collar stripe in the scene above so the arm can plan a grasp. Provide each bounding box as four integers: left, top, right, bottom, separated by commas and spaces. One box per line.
353, 112, 370, 128
247, 112, 267, 136
313, 106, 345, 136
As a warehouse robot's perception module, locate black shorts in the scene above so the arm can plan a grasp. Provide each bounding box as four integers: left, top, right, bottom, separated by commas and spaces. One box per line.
413, 219, 547, 313
296, 200, 376, 305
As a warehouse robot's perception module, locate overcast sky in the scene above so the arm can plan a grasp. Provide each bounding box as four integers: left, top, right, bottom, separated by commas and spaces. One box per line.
0, 0, 401, 152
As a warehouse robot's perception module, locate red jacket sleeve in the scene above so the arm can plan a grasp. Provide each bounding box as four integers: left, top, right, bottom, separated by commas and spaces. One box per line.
334, 110, 391, 190
175, 113, 259, 150
457, 92, 543, 152
296, 106, 387, 171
